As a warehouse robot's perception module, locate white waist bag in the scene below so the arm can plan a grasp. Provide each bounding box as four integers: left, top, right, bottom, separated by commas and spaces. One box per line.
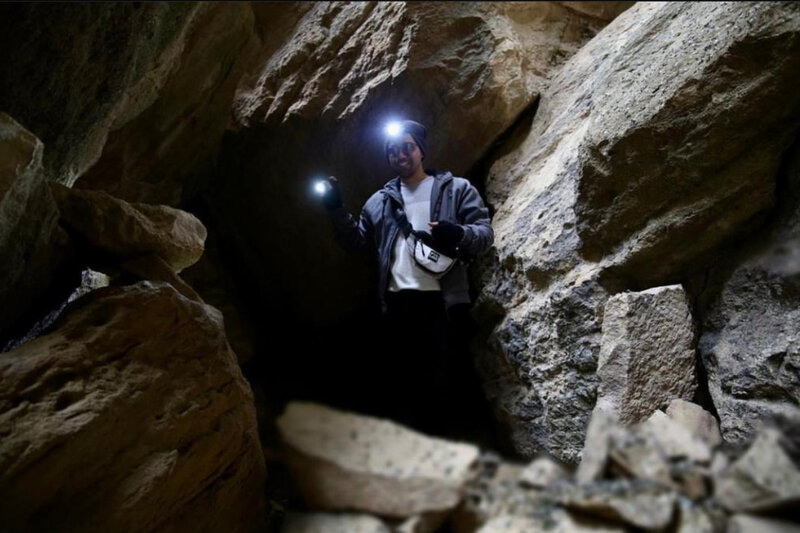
405, 231, 456, 279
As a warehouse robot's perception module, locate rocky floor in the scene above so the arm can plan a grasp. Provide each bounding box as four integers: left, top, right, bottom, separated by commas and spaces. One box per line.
266, 400, 800, 533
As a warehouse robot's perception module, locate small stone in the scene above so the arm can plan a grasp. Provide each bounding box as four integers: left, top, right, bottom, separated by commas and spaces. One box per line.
558, 480, 677, 531
727, 514, 800, 533
714, 428, 800, 512
280, 512, 390, 533
641, 410, 712, 463
666, 400, 722, 449
519, 456, 571, 488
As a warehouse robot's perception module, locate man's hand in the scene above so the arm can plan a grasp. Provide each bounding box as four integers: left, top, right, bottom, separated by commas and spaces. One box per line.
428, 220, 465, 252
322, 176, 342, 211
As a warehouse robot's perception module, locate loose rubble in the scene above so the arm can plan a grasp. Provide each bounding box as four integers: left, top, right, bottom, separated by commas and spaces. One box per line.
277, 400, 800, 532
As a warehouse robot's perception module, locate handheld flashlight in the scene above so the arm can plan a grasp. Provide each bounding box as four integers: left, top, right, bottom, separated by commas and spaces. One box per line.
313, 177, 332, 197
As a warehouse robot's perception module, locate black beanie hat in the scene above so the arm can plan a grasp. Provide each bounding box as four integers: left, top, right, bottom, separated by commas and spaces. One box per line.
385, 119, 427, 161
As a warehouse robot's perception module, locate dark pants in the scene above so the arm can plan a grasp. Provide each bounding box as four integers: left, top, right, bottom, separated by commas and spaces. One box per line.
380, 290, 491, 440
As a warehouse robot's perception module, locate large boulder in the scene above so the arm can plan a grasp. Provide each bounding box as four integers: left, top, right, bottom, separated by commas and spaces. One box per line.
0, 113, 66, 346
0, 282, 266, 532
475, 1, 800, 462
276, 401, 480, 518
51, 183, 207, 273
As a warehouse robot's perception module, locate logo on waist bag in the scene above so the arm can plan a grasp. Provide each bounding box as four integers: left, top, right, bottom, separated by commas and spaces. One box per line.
428, 250, 440, 262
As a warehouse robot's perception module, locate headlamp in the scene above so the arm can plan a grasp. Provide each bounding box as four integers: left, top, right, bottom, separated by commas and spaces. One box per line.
385, 121, 403, 137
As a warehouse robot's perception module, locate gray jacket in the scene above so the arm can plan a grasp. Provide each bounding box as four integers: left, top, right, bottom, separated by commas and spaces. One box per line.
329, 171, 494, 312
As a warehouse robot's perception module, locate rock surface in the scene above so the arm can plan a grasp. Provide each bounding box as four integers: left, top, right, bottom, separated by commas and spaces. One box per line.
666, 399, 722, 449
0, 113, 66, 346
0, 4, 201, 185
597, 285, 696, 424
698, 138, 800, 446
77, 3, 260, 205
727, 514, 800, 533
714, 428, 800, 513
280, 512, 391, 533
51, 183, 207, 273
519, 456, 571, 488
0, 282, 266, 532
640, 410, 711, 464
557, 480, 677, 530
276, 401, 480, 517
476, 510, 626, 533
476, 1, 800, 462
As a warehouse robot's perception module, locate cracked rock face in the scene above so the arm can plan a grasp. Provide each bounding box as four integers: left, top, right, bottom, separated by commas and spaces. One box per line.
476, 1, 800, 462
0, 3, 201, 185
0, 113, 65, 345
698, 140, 800, 446
0, 282, 266, 532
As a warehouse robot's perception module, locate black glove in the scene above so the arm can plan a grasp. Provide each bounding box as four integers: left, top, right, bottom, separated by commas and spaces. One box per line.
430, 220, 465, 252
322, 177, 342, 211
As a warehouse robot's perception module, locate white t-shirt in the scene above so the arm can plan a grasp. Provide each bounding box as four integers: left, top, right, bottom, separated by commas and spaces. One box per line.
388, 175, 441, 292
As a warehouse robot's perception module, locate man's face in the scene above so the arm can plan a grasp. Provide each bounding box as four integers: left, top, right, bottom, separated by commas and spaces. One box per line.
386, 133, 423, 178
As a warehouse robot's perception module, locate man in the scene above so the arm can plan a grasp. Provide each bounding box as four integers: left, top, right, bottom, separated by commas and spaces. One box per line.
322, 119, 494, 437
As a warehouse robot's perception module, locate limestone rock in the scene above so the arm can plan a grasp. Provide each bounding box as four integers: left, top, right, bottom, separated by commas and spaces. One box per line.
452, 452, 546, 532
51, 183, 206, 272
640, 410, 711, 464
477, 509, 626, 533
474, 272, 609, 463
78, 3, 260, 205
281, 512, 390, 533
714, 428, 800, 513
597, 285, 696, 424
0, 4, 202, 185
452, 452, 536, 533
0, 113, 65, 345
576, 403, 620, 484
727, 514, 800, 533
0, 282, 266, 532
120, 254, 203, 303
675, 499, 715, 533
520, 456, 571, 488
607, 428, 674, 487
571, 2, 800, 282
2, 269, 111, 353
276, 401, 480, 517
698, 139, 800, 446
234, 2, 625, 176
558, 480, 677, 531
477, 1, 800, 462
666, 400, 722, 449
395, 512, 450, 533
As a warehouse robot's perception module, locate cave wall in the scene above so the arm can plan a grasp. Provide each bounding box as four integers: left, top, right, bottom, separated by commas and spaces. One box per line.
1, 1, 799, 528
475, 1, 800, 462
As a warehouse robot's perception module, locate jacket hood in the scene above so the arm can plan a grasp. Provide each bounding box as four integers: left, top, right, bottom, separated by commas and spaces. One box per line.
382, 170, 453, 205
